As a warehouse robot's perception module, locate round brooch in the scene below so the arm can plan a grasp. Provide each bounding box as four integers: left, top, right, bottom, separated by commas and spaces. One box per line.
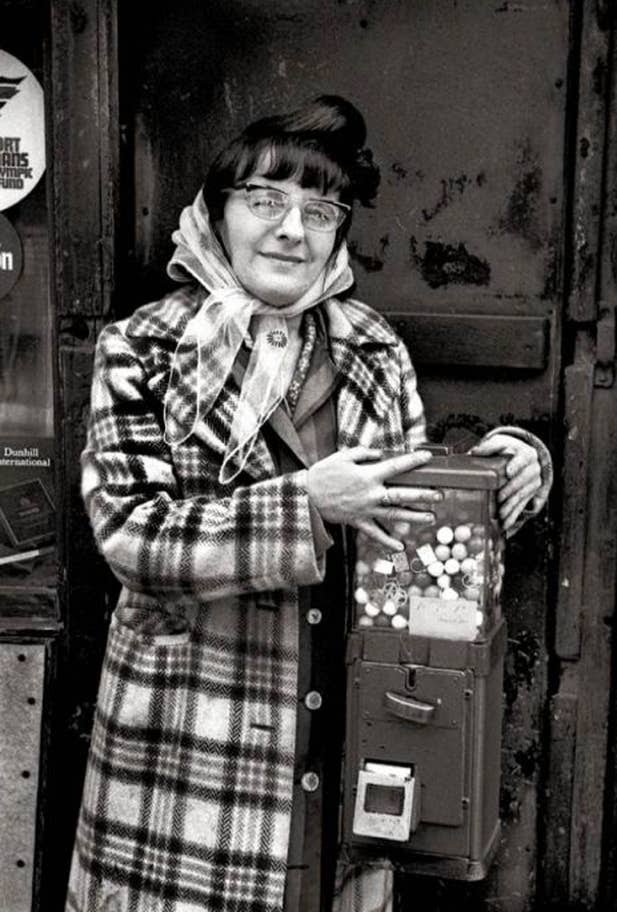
266, 329, 288, 348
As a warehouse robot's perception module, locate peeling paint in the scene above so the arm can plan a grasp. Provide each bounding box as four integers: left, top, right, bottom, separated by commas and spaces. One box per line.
514, 743, 541, 780
498, 142, 543, 250
347, 240, 384, 272
428, 414, 490, 451
412, 239, 491, 289
422, 175, 471, 222
504, 628, 540, 710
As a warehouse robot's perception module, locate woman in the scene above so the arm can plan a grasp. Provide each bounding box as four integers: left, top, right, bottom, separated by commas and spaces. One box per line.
67, 96, 552, 912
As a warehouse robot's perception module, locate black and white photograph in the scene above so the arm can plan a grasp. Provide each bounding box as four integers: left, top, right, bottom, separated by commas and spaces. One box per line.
0, 2, 615, 911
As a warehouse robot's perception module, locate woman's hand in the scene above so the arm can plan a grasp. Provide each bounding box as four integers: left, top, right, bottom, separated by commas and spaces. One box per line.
307, 447, 441, 552
470, 434, 542, 532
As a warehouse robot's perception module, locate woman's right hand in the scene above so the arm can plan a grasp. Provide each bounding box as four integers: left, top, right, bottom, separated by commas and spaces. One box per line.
307, 446, 441, 552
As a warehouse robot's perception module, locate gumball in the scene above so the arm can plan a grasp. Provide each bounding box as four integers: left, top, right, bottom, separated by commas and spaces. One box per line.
364, 602, 380, 618
454, 524, 472, 543
463, 587, 481, 601
354, 587, 369, 605
355, 560, 370, 577
436, 526, 454, 545
391, 613, 408, 630
424, 585, 441, 598
417, 528, 436, 545
397, 600, 410, 619
444, 558, 461, 576
414, 571, 432, 588
382, 599, 397, 616
374, 614, 391, 627
451, 543, 468, 561
461, 557, 477, 574
441, 588, 459, 600
358, 615, 374, 627
468, 536, 484, 555
408, 585, 423, 597
435, 544, 451, 562
437, 574, 451, 590
428, 561, 445, 578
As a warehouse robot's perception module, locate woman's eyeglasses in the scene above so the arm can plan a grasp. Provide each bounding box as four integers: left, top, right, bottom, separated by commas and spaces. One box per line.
229, 183, 351, 233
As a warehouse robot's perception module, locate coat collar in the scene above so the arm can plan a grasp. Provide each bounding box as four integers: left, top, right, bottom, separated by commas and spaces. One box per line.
124, 287, 401, 482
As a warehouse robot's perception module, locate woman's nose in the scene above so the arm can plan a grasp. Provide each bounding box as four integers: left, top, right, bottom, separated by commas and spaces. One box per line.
274, 203, 305, 240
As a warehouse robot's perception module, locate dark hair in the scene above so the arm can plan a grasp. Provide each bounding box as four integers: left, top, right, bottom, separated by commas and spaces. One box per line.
204, 95, 380, 239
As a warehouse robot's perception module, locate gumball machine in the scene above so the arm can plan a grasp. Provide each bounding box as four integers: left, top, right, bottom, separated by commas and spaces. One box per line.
343, 452, 509, 880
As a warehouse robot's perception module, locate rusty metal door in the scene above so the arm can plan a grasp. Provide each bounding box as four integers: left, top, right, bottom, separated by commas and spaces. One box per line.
44, 1, 617, 910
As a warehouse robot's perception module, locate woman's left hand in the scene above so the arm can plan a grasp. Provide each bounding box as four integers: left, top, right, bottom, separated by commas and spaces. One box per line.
470, 433, 542, 532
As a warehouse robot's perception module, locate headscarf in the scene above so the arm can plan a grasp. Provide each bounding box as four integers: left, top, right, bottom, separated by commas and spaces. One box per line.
164, 189, 354, 483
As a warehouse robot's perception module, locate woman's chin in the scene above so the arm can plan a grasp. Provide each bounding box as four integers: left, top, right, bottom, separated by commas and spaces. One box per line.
247, 282, 305, 308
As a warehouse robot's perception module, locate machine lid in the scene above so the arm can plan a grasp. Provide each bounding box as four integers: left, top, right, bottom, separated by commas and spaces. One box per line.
392, 454, 507, 490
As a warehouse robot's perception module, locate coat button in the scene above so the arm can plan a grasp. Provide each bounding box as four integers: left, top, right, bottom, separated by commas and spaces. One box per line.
304, 690, 323, 711
306, 608, 322, 625
301, 771, 320, 792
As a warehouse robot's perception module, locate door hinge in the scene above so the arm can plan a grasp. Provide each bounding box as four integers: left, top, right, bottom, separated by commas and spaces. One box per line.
594, 300, 615, 387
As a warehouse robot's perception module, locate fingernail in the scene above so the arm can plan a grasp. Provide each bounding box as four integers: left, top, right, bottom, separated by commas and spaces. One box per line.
417, 450, 432, 458
432, 492, 444, 501
424, 513, 435, 523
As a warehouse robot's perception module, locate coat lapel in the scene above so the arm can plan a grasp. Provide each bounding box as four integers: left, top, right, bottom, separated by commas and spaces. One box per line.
324, 298, 403, 451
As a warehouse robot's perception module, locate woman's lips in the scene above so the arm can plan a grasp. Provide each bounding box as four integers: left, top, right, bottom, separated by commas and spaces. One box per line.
260, 252, 305, 264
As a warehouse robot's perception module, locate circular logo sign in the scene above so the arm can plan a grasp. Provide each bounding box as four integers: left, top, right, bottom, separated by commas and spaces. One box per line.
0, 213, 23, 298
0, 50, 46, 212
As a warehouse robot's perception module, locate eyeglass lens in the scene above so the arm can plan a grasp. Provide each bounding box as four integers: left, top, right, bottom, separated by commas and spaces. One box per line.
244, 185, 347, 231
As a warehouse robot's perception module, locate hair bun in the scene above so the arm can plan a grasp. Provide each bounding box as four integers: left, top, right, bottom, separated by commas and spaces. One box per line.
281, 95, 367, 152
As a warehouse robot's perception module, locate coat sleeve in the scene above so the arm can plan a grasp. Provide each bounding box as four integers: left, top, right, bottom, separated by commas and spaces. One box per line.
81, 324, 328, 599
396, 339, 428, 450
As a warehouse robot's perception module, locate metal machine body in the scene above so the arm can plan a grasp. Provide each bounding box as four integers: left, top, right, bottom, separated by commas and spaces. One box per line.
343, 455, 508, 880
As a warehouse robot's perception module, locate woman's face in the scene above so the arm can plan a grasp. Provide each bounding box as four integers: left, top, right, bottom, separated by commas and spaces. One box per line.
218, 176, 340, 306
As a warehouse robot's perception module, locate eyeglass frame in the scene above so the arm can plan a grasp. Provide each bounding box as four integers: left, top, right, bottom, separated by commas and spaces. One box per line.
223, 182, 352, 232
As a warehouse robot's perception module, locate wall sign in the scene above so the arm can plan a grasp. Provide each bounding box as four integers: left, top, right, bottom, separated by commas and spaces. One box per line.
0, 213, 22, 298
0, 50, 45, 211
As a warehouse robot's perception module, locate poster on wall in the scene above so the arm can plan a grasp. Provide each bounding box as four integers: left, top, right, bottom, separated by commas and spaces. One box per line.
0, 51, 54, 596
0, 213, 22, 299
0, 49, 46, 212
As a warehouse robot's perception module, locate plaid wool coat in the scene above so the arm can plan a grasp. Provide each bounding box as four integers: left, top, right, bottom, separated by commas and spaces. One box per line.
66, 286, 428, 912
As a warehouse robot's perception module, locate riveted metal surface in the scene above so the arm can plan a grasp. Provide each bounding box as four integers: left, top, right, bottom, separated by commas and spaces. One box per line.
0, 642, 45, 911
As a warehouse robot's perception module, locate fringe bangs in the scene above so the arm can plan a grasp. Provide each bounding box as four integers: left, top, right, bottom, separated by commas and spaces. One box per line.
235, 138, 352, 200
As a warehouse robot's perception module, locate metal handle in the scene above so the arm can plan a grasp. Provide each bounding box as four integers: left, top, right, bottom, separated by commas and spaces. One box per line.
384, 690, 436, 724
